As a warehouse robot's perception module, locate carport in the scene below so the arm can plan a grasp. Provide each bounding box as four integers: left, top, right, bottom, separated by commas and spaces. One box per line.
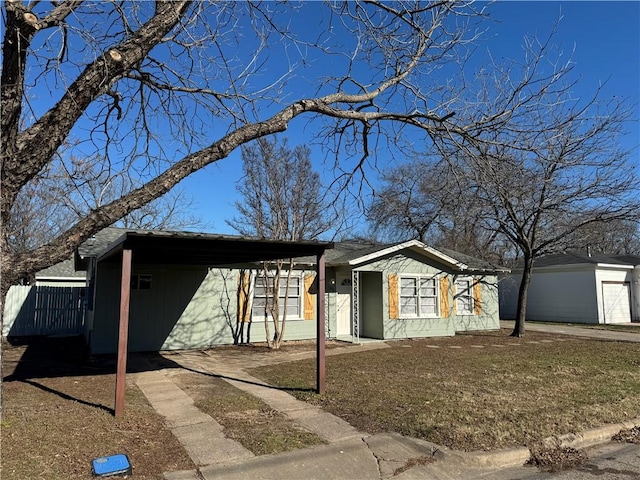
94, 230, 332, 417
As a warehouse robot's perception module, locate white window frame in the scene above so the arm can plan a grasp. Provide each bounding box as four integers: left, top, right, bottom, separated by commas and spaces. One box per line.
454, 277, 475, 315
251, 272, 303, 322
399, 274, 440, 319
131, 273, 152, 290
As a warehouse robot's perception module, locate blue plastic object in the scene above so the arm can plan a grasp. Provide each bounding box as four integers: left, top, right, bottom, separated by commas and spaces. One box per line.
92, 453, 132, 477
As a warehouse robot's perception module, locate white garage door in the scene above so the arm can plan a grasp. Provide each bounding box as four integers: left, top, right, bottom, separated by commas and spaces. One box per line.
602, 282, 631, 323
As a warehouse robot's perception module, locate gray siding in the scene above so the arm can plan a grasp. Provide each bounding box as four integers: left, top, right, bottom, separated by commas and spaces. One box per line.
499, 268, 599, 323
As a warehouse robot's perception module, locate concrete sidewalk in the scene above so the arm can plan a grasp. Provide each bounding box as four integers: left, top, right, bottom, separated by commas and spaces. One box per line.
500, 320, 640, 342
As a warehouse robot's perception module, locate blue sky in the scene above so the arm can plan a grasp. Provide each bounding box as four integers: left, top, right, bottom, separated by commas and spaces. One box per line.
170, 2, 640, 235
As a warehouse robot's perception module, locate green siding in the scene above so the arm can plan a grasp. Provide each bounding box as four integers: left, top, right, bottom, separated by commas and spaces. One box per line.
384, 317, 456, 339
90, 265, 324, 354
354, 252, 500, 340
89, 250, 500, 354
452, 276, 500, 332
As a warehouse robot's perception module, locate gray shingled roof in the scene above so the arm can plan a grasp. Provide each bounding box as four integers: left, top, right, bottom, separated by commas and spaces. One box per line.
75, 228, 508, 273
77, 227, 134, 258
436, 246, 510, 272
327, 241, 508, 272
36, 258, 86, 279
532, 252, 640, 268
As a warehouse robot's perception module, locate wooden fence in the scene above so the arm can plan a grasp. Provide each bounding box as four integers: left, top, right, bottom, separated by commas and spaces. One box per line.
2, 285, 85, 336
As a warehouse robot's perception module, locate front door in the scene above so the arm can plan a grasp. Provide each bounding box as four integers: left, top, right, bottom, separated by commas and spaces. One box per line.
336, 274, 352, 336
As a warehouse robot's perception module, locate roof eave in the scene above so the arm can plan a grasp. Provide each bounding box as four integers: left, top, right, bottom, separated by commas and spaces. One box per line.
347, 240, 469, 271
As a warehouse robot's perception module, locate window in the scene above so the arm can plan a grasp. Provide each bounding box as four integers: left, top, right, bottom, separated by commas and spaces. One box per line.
252, 275, 301, 320
455, 278, 474, 315
399, 276, 439, 317
131, 274, 152, 290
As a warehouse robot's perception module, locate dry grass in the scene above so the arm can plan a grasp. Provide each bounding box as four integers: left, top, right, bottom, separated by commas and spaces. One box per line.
250, 330, 640, 452
1, 337, 194, 480
171, 370, 325, 455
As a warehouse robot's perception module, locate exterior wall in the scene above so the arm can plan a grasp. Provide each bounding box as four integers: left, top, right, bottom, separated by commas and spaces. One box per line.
89, 249, 502, 353
453, 275, 500, 332
90, 263, 320, 354
325, 267, 340, 338
594, 267, 634, 323
354, 251, 499, 340
499, 267, 599, 323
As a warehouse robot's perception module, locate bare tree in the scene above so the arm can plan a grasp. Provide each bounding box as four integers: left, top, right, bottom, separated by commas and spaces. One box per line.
367, 156, 512, 265
437, 32, 640, 336
7, 2, 621, 347
9, 153, 204, 253
2, 1, 496, 310
567, 219, 640, 256
228, 137, 330, 348
368, 159, 455, 243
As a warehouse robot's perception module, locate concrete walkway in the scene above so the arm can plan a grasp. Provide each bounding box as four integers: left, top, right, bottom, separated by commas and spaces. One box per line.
500, 320, 640, 342
129, 355, 255, 467
129, 329, 640, 479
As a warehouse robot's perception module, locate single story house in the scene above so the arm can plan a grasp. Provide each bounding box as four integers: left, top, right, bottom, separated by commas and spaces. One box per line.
76, 228, 509, 355
499, 252, 640, 324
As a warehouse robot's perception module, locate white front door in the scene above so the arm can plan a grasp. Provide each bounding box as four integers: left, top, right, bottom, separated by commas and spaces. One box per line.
336, 275, 352, 336
602, 282, 632, 323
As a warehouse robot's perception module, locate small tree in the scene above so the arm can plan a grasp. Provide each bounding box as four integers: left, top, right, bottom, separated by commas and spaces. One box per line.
228, 137, 331, 348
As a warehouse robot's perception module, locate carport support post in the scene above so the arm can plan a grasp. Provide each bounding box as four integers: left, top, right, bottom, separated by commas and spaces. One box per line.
316, 252, 326, 394
115, 249, 132, 418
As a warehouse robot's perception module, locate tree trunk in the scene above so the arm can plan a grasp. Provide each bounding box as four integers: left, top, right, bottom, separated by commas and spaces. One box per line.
512, 254, 534, 337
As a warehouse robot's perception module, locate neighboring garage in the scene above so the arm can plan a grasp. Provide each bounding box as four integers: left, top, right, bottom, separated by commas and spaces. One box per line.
499, 252, 640, 324
602, 282, 632, 323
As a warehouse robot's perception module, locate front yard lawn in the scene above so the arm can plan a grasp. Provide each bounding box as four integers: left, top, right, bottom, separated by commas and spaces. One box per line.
250, 330, 640, 452
1, 337, 195, 480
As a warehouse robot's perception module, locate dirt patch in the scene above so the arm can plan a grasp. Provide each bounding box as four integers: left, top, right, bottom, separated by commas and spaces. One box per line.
1, 337, 194, 479
393, 455, 436, 476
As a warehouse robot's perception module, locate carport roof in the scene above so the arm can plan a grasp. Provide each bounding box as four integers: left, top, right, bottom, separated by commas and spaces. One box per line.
81, 228, 332, 267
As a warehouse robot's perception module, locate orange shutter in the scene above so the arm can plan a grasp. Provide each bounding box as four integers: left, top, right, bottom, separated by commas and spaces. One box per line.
440, 277, 450, 318
388, 274, 399, 319
473, 280, 482, 316
304, 274, 316, 320
238, 271, 251, 323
